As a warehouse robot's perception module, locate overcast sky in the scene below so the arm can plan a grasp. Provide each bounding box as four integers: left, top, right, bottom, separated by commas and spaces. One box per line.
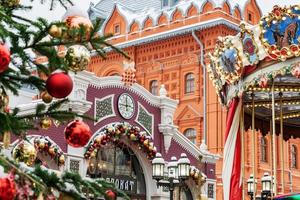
20, 0, 300, 22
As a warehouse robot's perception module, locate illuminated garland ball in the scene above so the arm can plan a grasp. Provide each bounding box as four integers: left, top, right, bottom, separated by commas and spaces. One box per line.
46, 72, 73, 98
65, 120, 91, 148
0, 43, 10, 73
0, 177, 16, 200
65, 45, 91, 72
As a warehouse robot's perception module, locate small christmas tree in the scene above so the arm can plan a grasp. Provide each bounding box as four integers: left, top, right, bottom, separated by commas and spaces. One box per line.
0, 0, 128, 199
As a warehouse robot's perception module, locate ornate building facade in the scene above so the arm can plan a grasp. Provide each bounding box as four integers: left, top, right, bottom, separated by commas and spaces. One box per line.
87, 0, 262, 199
7, 72, 218, 200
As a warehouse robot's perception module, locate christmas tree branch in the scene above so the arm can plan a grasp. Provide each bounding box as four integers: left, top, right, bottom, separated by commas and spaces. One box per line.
0, 155, 47, 192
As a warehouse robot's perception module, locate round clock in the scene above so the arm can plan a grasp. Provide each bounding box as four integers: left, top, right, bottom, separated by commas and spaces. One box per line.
118, 93, 135, 119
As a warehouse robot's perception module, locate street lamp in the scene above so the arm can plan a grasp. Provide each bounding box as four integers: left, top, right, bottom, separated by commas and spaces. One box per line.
152, 153, 191, 200
247, 174, 256, 200
261, 172, 272, 200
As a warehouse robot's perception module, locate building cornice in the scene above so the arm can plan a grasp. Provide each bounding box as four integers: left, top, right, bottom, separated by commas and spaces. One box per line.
93, 18, 239, 55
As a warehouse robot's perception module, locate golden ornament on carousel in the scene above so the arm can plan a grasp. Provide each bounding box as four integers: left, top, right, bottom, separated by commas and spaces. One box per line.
40, 118, 52, 130
65, 45, 91, 72
12, 141, 37, 166
41, 91, 53, 104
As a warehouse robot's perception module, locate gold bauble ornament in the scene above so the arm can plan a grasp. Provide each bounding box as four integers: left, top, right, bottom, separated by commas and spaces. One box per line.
64, 15, 93, 40
12, 141, 37, 166
49, 25, 63, 38
39, 142, 45, 149
65, 45, 91, 72
0, 0, 20, 7
143, 139, 149, 146
59, 155, 65, 164
148, 145, 154, 151
95, 137, 101, 144
48, 147, 55, 155
130, 134, 136, 141
41, 91, 53, 104
40, 118, 52, 130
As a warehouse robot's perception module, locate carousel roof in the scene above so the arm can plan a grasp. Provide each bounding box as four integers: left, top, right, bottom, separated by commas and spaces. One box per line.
208, 5, 300, 139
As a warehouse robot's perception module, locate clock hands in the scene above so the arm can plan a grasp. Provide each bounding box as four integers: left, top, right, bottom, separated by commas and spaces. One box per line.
118, 94, 135, 119
125, 97, 128, 111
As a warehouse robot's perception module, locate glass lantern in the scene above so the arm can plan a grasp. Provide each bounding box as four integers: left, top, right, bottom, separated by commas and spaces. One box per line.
178, 153, 191, 179
152, 153, 165, 180
247, 174, 255, 194
261, 172, 272, 193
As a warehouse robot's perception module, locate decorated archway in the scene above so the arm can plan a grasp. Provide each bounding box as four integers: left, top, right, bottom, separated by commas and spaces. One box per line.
84, 122, 157, 200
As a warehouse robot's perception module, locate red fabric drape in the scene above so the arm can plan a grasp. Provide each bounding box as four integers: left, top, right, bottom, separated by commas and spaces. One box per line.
224, 98, 242, 200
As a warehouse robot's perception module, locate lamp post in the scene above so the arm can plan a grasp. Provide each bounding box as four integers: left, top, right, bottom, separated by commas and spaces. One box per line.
152, 153, 191, 200
261, 172, 272, 200
247, 174, 257, 200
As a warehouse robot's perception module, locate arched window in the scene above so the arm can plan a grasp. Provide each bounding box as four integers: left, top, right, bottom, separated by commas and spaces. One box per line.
150, 80, 158, 95
291, 145, 297, 168
184, 128, 196, 144
185, 73, 195, 94
260, 137, 267, 162
87, 145, 146, 198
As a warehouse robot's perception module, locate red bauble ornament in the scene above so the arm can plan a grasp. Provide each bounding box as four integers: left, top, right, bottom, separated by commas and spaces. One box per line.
46, 72, 73, 98
65, 120, 91, 148
0, 44, 10, 73
0, 178, 16, 200
104, 190, 116, 200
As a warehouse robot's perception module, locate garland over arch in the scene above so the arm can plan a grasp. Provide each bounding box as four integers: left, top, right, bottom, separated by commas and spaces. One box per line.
33, 136, 65, 166
84, 122, 157, 160
12, 136, 65, 166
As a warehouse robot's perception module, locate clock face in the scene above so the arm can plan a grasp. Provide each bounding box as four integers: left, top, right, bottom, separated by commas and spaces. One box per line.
118, 93, 135, 119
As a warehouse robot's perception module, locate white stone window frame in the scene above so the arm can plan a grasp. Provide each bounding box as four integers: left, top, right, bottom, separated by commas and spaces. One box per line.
94, 94, 116, 125
135, 102, 154, 137
68, 157, 83, 174
206, 179, 216, 200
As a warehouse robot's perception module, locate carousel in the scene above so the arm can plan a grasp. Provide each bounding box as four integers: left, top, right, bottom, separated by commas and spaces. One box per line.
208, 4, 300, 200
